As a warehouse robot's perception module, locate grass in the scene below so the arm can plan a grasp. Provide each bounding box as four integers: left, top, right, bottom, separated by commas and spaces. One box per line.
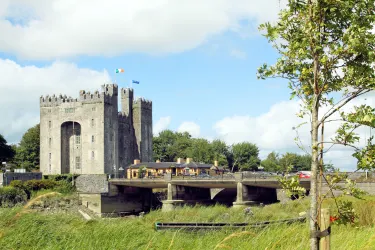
0, 195, 375, 249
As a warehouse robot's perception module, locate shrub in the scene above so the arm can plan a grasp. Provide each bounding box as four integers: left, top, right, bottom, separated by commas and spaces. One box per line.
54, 180, 76, 194
0, 186, 27, 207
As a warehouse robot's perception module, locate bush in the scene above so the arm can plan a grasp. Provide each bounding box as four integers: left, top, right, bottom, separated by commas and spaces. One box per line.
9, 179, 75, 196
23, 179, 58, 191
54, 181, 76, 194
0, 186, 27, 207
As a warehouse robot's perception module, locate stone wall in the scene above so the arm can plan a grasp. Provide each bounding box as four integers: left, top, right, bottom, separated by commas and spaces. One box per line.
321, 181, 375, 196
75, 174, 109, 193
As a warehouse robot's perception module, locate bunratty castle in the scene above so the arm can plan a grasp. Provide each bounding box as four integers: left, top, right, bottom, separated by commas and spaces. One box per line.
39, 83, 153, 175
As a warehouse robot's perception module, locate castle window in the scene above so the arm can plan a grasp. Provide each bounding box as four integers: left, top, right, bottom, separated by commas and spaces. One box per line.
75, 135, 80, 145
91, 151, 95, 159
49, 164, 51, 173
75, 157, 81, 169
48, 109, 51, 113
91, 135, 95, 143
49, 153, 52, 161
91, 119, 95, 127
49, 121, 52, 128
65, 108, 75, 113
49, 138, 52, 147
92, 107, 96, 111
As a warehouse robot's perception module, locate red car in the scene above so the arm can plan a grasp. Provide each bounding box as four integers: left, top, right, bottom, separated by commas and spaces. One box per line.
298, 171, 311, 179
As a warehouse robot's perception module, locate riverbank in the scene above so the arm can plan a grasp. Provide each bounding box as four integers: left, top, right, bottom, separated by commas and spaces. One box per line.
0, 194, 375, 249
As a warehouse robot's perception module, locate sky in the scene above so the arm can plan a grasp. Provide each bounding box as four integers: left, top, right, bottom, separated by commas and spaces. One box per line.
0, 0, 374, 171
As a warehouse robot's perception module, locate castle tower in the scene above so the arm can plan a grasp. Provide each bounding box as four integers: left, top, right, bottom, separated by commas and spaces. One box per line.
133, 97, 153, 162
39, 83, 119, 175
39, 83, 152, 176
118, 88, 136, 169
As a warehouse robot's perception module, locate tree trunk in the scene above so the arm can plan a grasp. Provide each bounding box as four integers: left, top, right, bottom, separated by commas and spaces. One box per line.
310, 103, 320, 250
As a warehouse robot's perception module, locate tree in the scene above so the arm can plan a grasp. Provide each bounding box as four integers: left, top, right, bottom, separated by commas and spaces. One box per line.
258, 1, 375, 248
187, 138, 213, 163
14, 124, 40, 171
211, 139, 230, 166
152, 130, 192, 162
261, 151, 281, 172
231, 142, 260, 172
0, 134, 15, 163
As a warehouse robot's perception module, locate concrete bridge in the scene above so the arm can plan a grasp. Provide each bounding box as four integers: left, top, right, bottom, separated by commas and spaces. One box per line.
77, 173, 310, 216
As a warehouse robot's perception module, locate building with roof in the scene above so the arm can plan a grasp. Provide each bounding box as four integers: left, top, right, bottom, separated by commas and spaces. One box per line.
126, 158, 227, 179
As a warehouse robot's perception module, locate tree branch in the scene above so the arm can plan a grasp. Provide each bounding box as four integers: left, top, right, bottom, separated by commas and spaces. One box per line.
319, 89, 371, 126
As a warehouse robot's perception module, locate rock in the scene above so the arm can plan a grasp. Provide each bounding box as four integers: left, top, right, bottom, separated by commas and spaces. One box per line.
244, 207, 253, 216
139, 212, 145, 217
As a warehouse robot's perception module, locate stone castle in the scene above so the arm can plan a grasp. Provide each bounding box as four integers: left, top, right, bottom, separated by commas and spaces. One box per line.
39, 83, 153, 175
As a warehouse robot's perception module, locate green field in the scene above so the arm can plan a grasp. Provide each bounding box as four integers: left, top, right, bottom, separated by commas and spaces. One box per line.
0, 194, 375, 250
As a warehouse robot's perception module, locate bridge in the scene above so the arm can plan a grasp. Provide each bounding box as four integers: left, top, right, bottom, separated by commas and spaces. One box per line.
77, 173, 311, 217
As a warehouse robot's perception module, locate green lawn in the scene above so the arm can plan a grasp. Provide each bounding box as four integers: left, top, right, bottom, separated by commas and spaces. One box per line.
0, 196, 374, 250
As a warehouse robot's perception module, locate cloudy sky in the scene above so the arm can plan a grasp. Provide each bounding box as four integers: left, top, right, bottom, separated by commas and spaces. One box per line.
0, 0, 374, 170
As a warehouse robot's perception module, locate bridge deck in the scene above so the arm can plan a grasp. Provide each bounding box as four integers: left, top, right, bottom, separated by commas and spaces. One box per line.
109, 178, 311, 189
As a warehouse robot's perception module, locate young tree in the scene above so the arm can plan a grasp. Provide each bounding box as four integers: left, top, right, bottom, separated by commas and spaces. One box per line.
258, 1, 375, 248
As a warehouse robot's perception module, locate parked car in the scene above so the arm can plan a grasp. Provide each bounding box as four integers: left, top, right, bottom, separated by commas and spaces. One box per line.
298, 171, 311, 179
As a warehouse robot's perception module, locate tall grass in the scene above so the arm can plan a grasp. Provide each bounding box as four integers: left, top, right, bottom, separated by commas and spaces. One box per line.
0, 197, 374, 249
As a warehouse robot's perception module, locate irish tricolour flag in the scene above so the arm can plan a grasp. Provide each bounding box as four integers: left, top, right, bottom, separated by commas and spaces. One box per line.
115, 68, 124, 73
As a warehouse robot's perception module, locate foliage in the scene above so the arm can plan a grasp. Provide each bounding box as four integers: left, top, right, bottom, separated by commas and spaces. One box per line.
277, 166, 307, 198
231, 142, 260, 171
0, 134, 15, 164
9, 178, 75, 196
153, 130, 246, 171
12, 124, 40, 171
258, 0, 375, 247
261, 151, 311, 172
0, 186, 27, 207
138, 165, 147, 178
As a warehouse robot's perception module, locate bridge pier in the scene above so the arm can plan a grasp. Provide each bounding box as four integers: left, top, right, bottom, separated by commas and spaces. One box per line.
162, 183, 212, 212
232, 182, 278, 208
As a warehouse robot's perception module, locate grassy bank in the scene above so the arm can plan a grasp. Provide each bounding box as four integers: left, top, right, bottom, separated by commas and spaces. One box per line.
0, 196, 375, 249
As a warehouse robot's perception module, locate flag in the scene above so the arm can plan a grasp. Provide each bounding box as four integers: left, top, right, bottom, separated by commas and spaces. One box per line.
132, 80, 140, 84
115, 68, 124, 73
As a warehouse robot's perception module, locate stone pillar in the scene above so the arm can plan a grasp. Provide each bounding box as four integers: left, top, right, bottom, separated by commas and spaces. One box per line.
277, 189, 290, 204
233, 182, 258, 208
162, 183, 211, 211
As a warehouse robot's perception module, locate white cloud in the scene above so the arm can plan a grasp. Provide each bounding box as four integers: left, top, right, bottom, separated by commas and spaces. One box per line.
178, 122, 200, 138
153, 116, 171, 135
0, 0, 288, 60
213, 93, 375, 170
0, 59, 110, 143
230, 49, 247, 59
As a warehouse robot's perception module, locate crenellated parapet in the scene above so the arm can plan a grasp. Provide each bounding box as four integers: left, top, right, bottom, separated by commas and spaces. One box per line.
40, 94, 79, 107
121, 88, 134, 99
133, 97, 152, 110
40, 83, 119, 107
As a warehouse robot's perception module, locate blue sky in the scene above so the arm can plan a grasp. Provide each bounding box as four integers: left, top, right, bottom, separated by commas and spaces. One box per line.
0, 0, 373, 170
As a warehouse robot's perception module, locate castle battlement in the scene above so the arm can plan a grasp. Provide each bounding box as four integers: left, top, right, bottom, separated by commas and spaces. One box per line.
40, 94, 80, 107
40, 83, 120, 107
121, 88, 134, 98
133, 97, 152, 110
